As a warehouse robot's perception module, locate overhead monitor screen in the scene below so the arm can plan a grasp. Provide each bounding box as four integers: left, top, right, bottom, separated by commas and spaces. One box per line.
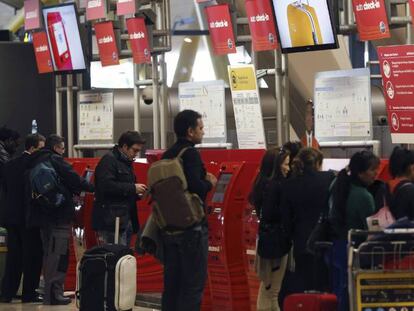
211, 173, 233, 204
42, 4, 86, 72
271, 0, 338, 53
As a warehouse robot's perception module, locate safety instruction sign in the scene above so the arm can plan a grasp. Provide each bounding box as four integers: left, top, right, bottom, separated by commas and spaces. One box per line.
78, 91, 114, 143
178, 80, 226, 144
356, 272, 414, 311
377, 45, 414, 144
314, 68, 372, 142
228, 64, 266, 149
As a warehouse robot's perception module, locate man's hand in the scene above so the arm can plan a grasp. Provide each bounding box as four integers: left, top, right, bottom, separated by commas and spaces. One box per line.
135, 183, 148, 194
206, 173, 217, 187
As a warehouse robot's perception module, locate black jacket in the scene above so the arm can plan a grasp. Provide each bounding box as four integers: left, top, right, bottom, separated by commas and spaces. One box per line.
259, 178, 285, 223
0, 152, 31, 226
390, 180, 414, 220
26, 149, 94, 228
92, 147, 140, 233
162, 138, 212, 203
281, 170, 335, 256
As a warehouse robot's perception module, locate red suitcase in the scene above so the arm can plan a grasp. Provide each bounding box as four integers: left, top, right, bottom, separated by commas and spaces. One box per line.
284, 293, 337, 311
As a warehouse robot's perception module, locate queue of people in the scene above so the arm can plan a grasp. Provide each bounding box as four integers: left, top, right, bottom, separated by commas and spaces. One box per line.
0, 112, 412, 311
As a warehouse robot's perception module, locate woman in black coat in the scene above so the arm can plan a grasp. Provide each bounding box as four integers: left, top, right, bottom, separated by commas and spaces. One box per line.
249, 147, 291, 311
280, 148, 335, 293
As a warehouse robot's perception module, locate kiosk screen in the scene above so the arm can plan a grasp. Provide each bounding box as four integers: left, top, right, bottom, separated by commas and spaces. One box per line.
212, 173, 233, 203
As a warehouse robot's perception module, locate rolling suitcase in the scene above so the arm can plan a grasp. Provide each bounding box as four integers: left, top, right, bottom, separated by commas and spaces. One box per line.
283, 292, 337, 311
76, 217, 137, 311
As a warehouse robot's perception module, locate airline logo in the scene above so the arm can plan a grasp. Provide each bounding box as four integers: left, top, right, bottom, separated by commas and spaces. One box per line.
209, 20, 229, 28
35, 45, 48, 53
88, 0, 102, 8
98, 35, 113, 44
25, 9, 37, 19
250, 13, 269, 23
129, 32, 145, 40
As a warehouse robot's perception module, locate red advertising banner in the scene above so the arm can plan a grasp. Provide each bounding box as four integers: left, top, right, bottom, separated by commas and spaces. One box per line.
95, 21, 119, 66
245, 0, 278, 51
410, 0, 414, 24
24, 0, 41, 31
352, 0, 390, 41
205, 4, 236, 55
32, 31, 54, 74
377, 45, 414, 143
86, 0, 107, 21
117, 0, 136, 16
126, 18, 151, 64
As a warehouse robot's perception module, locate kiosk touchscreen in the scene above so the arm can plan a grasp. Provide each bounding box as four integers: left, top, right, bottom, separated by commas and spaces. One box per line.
207, 162, 258, 310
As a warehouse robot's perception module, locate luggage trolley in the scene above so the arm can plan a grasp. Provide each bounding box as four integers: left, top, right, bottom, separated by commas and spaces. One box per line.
348, 229, 414, 311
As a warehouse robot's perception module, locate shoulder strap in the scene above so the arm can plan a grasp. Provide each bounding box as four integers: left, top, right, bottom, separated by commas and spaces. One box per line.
176, 147, 192, 160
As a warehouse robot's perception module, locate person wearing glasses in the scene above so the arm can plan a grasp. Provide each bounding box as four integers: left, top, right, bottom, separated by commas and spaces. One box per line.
26, 134, 94, 305
92, 131, 147, 246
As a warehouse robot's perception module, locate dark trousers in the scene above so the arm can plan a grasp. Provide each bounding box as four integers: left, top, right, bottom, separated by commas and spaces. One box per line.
161, 225, 208, 311
1, 225, 43, 300
40, 223, 71, 304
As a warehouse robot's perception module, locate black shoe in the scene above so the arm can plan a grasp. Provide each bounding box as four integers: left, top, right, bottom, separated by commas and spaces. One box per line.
22, 295, 43, 303
0, 296, 12, 303
50, 296, 71, 305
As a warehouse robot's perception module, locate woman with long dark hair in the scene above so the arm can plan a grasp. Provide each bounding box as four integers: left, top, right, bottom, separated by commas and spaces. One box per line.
331, 151, 380, 237
249, 147, 290, 311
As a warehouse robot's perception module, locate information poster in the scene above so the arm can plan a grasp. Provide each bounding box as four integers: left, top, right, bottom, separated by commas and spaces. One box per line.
352, 0, 390, 41
314, 68, 372, 142
78, 91, 114, 143
178, 80, 226, 143
228, 64, 266, 149
377, 45, 414, 143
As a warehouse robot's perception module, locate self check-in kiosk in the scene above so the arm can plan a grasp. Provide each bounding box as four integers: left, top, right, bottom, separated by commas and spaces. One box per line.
207, 161, 258, 310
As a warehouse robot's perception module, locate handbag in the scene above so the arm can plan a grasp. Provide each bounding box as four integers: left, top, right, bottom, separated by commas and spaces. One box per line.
306, 213, 332, 255
257, 221, 291, 259
366, 199, 395, 231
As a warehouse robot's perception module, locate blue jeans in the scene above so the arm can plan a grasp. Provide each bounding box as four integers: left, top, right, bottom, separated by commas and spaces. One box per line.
161, 225, 208, 311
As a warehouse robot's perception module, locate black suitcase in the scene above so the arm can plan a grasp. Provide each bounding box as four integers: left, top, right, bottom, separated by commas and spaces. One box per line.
76, 217, 137, 311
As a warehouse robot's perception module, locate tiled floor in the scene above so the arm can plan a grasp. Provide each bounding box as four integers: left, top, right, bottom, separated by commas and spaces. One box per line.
0, 301, 158, 310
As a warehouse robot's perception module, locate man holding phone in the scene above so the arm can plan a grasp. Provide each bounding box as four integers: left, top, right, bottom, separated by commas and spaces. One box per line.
92, 131, 147, 246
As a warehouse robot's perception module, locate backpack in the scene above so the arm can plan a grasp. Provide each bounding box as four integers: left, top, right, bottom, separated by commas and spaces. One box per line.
147, 147, 204, 231
29, 160, 64, 209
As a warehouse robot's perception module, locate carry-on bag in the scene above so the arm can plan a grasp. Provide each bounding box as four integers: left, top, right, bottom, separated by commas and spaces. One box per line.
283, 292, 337, 311
76, 217, 137, 311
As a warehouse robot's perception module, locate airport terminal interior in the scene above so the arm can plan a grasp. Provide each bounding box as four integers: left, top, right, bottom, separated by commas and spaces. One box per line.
1, 0, 414, 310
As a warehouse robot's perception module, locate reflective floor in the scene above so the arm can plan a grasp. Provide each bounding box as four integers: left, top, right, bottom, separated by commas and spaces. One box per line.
0, 301, 158, 311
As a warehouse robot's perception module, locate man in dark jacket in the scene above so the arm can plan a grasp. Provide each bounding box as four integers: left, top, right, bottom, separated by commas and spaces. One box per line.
160, 110, 217, 311
27, 134, 94, 305
0, 134, 45, 303
92, 131, 147, 246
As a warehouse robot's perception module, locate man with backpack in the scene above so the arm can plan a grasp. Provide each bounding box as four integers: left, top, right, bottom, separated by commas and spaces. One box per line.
157, 110, 217, 311
26, 134, 94, 305
0, 134, 45, 303
92, 131, 147, 246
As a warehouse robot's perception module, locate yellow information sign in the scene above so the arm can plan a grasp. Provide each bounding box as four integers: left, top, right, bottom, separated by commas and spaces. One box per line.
355, 272, 414, 310
228, 66, 257, 92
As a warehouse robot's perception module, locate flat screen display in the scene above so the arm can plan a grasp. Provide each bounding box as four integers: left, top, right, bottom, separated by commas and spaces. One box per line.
211, 173, 233, 204
271, 0, 338, 53
42, 4, 86, 72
